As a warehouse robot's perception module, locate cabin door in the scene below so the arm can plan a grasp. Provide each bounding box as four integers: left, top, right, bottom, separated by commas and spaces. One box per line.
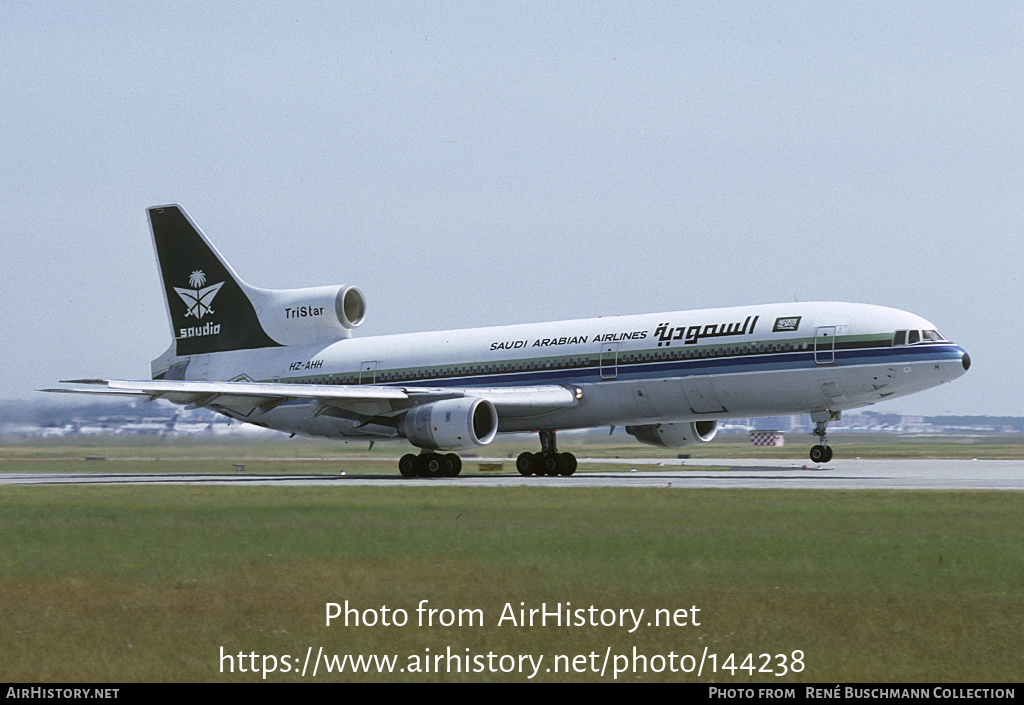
599, 343, 619, 380
814, 326, 836, 365
359, 361, 378, 384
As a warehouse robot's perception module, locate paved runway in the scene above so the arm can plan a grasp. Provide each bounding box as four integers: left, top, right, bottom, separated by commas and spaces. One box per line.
2, 457, 1022, 489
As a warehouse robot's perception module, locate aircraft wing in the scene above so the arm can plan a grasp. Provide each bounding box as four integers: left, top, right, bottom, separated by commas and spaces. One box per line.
43, 379, 579, 420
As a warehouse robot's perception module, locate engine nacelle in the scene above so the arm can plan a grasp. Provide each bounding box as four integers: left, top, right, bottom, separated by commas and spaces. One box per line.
625, 420, 718, 448
400, 397, 499, 451
252, 284, 366, 345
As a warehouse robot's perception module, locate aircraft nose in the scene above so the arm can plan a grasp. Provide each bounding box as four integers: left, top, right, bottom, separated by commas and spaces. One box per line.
961, 350, 971, 372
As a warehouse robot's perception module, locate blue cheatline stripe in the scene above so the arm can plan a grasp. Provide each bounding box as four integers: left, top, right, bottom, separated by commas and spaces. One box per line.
272, 343, 964, 400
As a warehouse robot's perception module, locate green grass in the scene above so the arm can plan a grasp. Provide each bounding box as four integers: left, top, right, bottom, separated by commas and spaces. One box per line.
1, 484, 1021, 682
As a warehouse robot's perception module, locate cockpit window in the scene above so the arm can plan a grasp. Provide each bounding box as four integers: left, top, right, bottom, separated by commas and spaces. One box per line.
894, 329, 947, 346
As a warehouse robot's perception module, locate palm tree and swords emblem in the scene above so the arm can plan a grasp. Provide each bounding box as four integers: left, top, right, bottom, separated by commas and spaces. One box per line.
173, 270, 224, 319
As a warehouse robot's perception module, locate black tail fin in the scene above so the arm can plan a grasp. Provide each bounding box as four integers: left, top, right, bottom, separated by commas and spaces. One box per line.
148, 205, 281, 356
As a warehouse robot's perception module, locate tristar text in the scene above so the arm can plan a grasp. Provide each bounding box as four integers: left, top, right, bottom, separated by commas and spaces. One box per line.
285, 306, 324, 319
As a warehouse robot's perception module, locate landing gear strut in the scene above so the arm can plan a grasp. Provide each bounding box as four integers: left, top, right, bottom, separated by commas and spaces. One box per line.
809, 410, 840, 463
516, 430, 578, 476
398, 451, 462, 478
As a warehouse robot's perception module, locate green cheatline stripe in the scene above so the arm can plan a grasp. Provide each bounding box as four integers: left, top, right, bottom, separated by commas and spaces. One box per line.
277, 333, 897, 386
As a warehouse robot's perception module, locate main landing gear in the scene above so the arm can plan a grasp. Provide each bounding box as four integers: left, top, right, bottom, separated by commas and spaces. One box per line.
398, 452, 462, 478
809, 410, 840, 463
396, 430, 579, 478
516, 430, 578, 476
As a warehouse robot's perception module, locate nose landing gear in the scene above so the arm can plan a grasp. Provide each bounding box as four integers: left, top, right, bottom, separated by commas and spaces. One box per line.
809, 410, 840, 463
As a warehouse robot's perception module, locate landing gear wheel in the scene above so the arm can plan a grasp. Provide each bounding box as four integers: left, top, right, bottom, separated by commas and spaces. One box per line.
516, 452, 535, 476
445, 453, 462, 477
809, 445, 833, 463
559, 452, 577, 476
420, 453, 446, 477
542, 452, 561, 476
399, 454, 418, 477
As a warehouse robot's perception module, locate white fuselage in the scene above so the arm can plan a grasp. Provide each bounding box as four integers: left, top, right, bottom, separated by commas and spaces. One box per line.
156, 300, 969, 441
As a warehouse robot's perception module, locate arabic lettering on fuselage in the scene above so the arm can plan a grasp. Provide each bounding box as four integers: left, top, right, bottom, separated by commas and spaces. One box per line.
654, 316, 759, 348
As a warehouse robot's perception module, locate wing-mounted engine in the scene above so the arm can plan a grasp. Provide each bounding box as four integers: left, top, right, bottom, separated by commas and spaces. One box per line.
625, 420, 718, 447
251, 285, 366, 345
399, 398, 499, 451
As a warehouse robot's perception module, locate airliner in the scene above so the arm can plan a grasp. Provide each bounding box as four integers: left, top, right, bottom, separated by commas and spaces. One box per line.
48, 205, 971, 477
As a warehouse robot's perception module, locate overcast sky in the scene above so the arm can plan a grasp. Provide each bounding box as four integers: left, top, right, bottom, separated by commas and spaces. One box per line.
2, 2, 1021, 416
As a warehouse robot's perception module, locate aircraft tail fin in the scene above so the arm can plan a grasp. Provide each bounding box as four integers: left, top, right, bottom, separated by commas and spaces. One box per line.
148, 205, 282, 356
